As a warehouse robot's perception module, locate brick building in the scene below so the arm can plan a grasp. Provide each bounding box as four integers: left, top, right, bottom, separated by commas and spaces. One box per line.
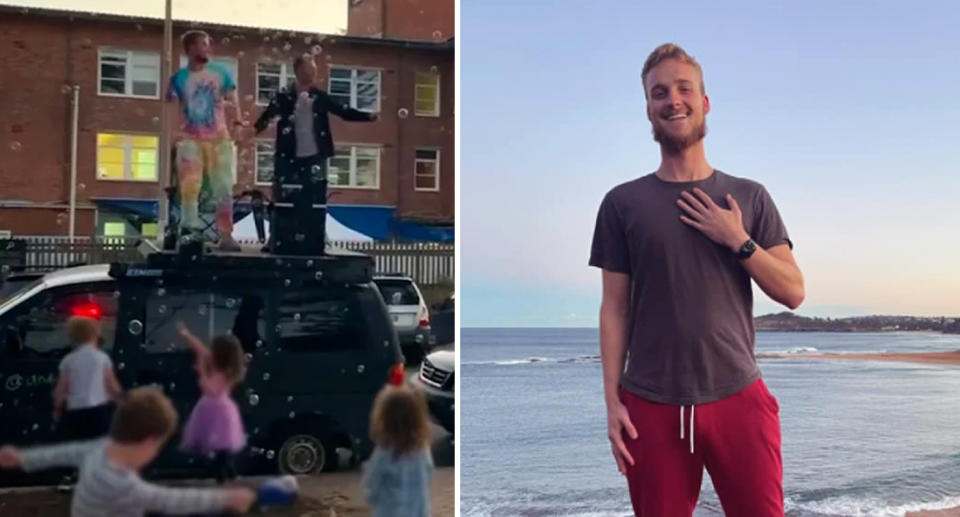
0, 3, 454, 242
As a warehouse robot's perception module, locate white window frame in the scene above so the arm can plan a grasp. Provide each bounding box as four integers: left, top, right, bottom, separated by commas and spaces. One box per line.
256, 62, 295, 106
414, 72, 441, 117
97, 49, 161, 99
178, 55, 240, 96
414, 148, 441, 192
326, 144, 381, 190
95, 132, 159, 183
0, 230, 11, 239
254, 140, 275, 186
327, 66, 382, 113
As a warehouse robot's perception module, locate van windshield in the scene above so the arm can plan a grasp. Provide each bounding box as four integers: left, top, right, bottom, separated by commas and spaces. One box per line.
0, 278, 44, 314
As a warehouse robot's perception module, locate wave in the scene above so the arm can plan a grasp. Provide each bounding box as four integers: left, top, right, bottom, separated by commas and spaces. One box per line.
785, 494, 960, 516
464, 355, 601, 366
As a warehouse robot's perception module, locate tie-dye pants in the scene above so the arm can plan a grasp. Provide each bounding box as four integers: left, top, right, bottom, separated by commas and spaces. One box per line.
176, 138, 234, 236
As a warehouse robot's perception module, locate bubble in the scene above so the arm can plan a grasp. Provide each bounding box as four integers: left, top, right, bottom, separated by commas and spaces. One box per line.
286, 396, 293, 402
244, 353, 252, 362
256, 340, 263, 348
198, 304, 207, 315
325, 54, 332, 61
283, 43, 292, 51
221, 37, 230, 45
289, 412, 295, 419
284, 279, 291, 287
432, 30, 443, 41
152, 116, 160, 125
157, 305, 166, 314
226, 298, 236, 308
129, 320, 143, 335
157, 288, 165, 296
263, 36, 270, 42
61, 84, 72, 94
275, 324, 282, 333
314, 271, 323, 280
430, 65, 438, 74
236, 50, 245, 58
80, 38, 92, 46
78, 183, 86, 191
9, 141, 21, 151
32, 423, 38, 430
293, 313, 301, 322
263, 373, 271, 381
266, 450, 275, 459
357, 364, 365, 373
311, 45, 323, 55
249, 394, 260, 406
272, 47, 279, 54
136, 24, 142, 31
282, 127, 291, 135
397, 108, 409, 119
169, 382, 176, 390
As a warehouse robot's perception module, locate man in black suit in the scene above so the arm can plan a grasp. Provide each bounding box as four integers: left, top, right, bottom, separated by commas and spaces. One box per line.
254, 54, 377, 250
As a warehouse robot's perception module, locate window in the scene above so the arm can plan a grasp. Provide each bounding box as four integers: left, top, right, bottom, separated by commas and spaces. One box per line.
255, 140, 275, 185
4, 286, 118, 357
103, 222, 126, 237
414, 149, 440, 191
256, 62, 295, 105
327, 145, 380, 189
374, 279, 420, 306
141, 223, 158, 237
143, 289, 265, 354
97, 133, 159, 181
414, 72, 440, 116
329, 67, 380, 113
99, 49, 160, 98
278, 289, 364, 352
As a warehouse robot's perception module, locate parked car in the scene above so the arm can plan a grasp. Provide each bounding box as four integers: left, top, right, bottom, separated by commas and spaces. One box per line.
0, 248, 405, 486
373, 275, 433, 364
431, 293, 454, 346
410, 347, 454, 434
0, 271, 42, 301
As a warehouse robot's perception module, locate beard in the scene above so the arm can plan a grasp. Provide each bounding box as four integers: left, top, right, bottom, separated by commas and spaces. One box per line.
652, 115, 707, 155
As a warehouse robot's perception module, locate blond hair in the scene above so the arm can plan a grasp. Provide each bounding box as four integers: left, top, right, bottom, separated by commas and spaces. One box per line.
369, 386, 431, 457
641, 43, 705, 97
110, 387, 179, 443
67, 316, 100, 346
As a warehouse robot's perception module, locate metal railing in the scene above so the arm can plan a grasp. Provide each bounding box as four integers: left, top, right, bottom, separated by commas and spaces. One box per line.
0, 236, 454, 287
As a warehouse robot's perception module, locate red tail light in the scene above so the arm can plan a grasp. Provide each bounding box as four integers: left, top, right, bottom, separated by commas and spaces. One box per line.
388, 363, 405, 386
418, 305, 430, 328
71, 303, 102, 320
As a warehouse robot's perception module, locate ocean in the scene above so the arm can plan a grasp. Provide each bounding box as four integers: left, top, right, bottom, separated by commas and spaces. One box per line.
460, 329, 960, 517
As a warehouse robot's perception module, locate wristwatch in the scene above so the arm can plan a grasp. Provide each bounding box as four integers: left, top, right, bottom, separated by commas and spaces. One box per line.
737, 238, 757, 260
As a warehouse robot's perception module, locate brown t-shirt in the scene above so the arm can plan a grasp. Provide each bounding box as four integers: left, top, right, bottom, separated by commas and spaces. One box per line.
589, 170, 791, 405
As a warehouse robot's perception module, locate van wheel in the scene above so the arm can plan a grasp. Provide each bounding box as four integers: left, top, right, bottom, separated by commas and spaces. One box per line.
278, 434, 328, 475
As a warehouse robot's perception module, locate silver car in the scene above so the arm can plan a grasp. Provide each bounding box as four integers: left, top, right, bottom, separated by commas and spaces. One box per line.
373, 275, 433, 363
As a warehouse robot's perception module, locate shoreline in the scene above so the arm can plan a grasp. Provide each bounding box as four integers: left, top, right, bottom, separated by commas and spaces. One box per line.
758, 350, 960, 365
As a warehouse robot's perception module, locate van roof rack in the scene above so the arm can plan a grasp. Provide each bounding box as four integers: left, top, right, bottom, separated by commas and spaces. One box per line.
109, 246, 374, 284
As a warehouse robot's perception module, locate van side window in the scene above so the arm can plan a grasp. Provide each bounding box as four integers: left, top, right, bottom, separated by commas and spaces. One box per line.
278, 288, 364, 351
144, 289, 265, 354
4, 288, 117, 357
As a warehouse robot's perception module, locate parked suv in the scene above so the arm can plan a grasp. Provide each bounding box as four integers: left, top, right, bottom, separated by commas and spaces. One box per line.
411, 347, 454, 434
373, 275, 433, 364
0, 248, 405, 486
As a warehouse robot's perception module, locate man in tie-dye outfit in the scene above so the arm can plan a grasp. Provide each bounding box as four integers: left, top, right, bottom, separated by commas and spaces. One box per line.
167, 30, 246, 251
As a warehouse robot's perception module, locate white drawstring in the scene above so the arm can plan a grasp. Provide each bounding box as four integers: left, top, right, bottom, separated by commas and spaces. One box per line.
679, 405, 695, 454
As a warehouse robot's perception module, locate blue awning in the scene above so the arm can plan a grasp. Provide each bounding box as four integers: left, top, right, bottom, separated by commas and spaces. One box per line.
390, 219, 455, 243
327, 205, 394, 240
92, 198, 158, 219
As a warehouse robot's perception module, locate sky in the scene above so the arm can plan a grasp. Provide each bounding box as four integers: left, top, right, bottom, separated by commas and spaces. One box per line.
462, 1, 960, 327
4, 0, 346, 33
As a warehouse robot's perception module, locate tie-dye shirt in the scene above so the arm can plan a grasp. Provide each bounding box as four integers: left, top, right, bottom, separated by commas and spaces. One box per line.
167, 63, 235, 140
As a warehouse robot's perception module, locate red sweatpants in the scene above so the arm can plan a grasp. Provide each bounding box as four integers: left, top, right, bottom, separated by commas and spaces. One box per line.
621, 378, 783, 517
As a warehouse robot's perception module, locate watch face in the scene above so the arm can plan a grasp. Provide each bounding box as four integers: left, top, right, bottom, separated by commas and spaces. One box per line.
744, 240, 757, 253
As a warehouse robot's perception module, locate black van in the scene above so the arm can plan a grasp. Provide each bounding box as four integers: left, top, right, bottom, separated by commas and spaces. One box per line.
0, 247, 404, 485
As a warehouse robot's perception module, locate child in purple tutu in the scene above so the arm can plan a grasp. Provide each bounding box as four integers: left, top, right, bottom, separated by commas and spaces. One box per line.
176, 322, 247, 484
